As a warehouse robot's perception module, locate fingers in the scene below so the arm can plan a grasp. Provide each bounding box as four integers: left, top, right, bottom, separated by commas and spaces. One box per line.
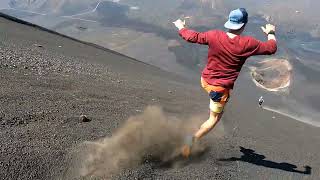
261, 26, 266, 33
173, 19, 187, 25
266, 24, 276, 29
173, 19, 186, 30
173, 19, 180, 24
261, 24, 276, 34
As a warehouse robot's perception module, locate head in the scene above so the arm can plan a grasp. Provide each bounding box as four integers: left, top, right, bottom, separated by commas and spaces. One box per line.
224, 8, 248, 34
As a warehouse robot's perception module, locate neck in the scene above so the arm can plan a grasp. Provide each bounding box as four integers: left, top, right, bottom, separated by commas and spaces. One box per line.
228, 29, 242, 35
226, 29, 243, 38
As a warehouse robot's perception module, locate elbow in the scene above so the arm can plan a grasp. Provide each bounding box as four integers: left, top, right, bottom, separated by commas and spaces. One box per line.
271, 43, 278, 54
268, 41, 277, 54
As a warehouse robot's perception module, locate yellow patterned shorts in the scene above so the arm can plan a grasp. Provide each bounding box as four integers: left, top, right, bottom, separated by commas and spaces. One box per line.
201, 77, 230, 113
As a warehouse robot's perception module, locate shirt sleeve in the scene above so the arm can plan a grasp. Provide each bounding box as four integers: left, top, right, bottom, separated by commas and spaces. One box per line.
178, 28, 210, 45
252, 39, 277, 55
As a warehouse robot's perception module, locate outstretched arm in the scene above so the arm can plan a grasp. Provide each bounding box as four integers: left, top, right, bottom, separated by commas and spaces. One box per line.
173, 19, 209, 45
253, 24, 277, 55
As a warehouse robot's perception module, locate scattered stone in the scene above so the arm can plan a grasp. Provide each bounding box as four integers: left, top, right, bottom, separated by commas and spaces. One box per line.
168, 90, 172, 94
136, 109, 142, 112
130, 6, 140, 10
79, 115, 91, 122
264, 15, 272, 22
34, 44, 43, 48
272, 116, 276, 119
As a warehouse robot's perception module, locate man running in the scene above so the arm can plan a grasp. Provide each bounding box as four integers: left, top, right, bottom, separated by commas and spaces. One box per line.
173, 8, 277, 157
259, 96, 264, 108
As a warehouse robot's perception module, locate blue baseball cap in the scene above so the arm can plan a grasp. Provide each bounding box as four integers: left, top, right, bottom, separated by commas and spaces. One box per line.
224, 8, 248, 30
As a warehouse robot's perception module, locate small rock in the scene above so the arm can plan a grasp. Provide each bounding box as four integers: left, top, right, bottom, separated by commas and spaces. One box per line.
265, 15, 271, 22
34, 44, 43, 47
168, 90, 172, 93
272, 116, 276, 119
58, 45, 62, 48
80, 115, 91, 122
136, 109, 142, 112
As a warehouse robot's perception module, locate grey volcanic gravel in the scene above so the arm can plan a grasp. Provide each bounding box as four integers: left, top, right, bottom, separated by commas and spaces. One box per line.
1, 15, 320, 180
0, 16, 237, 180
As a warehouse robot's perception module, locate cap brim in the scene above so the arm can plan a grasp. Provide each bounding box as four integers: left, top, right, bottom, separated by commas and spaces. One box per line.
224, 20, 245, 30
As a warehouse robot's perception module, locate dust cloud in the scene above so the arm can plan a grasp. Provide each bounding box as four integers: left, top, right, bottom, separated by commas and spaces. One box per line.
66, 106, 222, 179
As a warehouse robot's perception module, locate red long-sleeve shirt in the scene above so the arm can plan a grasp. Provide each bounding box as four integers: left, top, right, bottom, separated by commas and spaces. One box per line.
179, 28, 277, 89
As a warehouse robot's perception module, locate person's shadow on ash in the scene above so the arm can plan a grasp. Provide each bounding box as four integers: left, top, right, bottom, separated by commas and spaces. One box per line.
219, 146, 311, 175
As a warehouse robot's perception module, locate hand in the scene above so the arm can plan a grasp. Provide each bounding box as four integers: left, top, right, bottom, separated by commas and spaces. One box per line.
261, 24, 276, 35
173, 19, 186, 30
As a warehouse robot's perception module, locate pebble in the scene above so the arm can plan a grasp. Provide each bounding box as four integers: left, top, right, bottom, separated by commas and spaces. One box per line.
34, 44, 43, 47
79, 115, 91, 122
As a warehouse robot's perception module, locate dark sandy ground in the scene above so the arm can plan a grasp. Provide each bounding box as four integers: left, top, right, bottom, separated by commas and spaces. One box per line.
1, 15, 320, 180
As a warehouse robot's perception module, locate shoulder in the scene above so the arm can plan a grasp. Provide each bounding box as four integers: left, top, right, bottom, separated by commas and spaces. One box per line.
208, 29, 224, 35
240, 35, 260, 45
206, 29, 225, 38
240, 35, 257, 41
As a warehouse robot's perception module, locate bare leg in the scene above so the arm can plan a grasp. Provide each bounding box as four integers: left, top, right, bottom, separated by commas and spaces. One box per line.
181, 110, 223, 157
194, 111, 223, 140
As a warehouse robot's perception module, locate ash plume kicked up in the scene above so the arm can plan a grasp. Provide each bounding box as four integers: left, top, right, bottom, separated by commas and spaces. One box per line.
69, 106, 211, 179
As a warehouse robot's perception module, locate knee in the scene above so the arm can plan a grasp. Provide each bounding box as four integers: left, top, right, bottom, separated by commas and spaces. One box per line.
206, 120, 216, 130
210, 111, 222, 120
205, 117, 218, 129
